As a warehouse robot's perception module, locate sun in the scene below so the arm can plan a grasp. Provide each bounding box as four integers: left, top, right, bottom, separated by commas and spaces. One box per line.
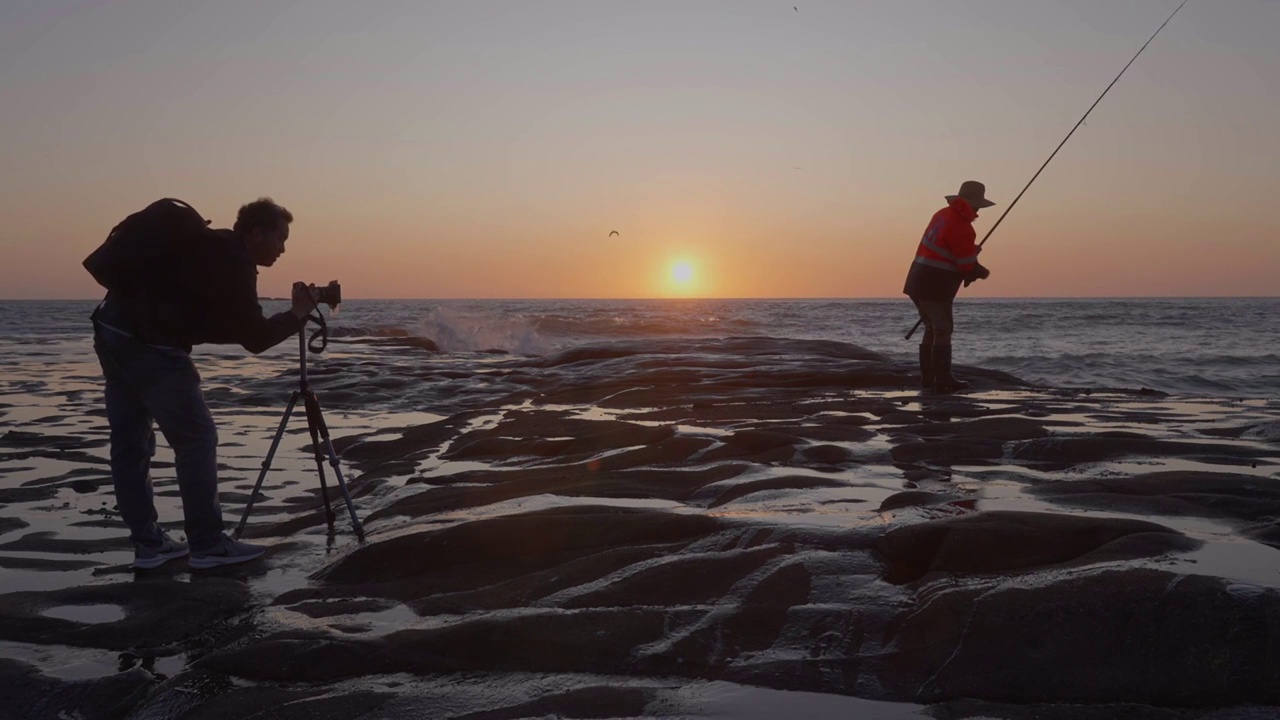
671, 260, 695, 286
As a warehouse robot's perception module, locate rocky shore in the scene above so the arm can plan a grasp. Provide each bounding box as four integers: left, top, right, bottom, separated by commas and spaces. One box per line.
2, 337, 1278, 719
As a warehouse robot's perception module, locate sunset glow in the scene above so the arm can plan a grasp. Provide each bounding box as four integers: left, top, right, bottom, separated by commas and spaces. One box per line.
0, 2, 1276, 298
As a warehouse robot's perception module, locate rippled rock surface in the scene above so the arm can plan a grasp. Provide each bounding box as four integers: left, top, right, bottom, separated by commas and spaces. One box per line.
2, 336, 1280, 719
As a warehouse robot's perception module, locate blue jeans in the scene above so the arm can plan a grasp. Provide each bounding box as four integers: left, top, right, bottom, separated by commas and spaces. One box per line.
93, 324, 224, 552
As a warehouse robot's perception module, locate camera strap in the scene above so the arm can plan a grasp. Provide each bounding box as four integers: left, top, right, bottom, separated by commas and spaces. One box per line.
306, 311, 330, 354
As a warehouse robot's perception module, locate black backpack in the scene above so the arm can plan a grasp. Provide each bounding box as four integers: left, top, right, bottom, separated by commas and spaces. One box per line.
83, 198, 217, 295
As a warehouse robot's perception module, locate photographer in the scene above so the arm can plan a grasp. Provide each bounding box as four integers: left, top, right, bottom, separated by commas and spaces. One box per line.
91, 197, 317, 569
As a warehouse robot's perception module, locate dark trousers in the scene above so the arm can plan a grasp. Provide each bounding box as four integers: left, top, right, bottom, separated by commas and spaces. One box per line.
911, 298, 954, 347
93, 325, 225, 552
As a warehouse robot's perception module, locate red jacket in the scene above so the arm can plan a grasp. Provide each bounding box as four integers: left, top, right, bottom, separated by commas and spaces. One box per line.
915, 198, 979, 274
902, 198, 980, 301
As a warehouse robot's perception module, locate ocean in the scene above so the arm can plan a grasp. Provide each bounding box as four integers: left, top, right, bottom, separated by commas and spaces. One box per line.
2, 298, 1277, 400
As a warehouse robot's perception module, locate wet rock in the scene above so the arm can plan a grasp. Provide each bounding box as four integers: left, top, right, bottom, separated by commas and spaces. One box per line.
594, 435, 716, 470
626, 401, 809, 423
1241, 421, 1280, 443
381, 464, 747, 518
444, 416, 675, 462
798, 443, 858, 466
738, 337, 890, 363
926, 697, 1274, 719
338, 413, 479, 468
376, 336, 440, 352
879, 411, 925, 425
638, 561, 814, 676
890, 440, 1004, 464
17, 466, 104, 487
1245, 521, 1280, 549
701, 475, 849, 508
757, 423, 877, 444
212, 561, 816, 687
892, 417, 1049, 442
718, 603, 868, 693
535, 344, 645, 368
0, 531, 130, 555
0, 448, 108, 466
0, 578, 250, 649
717, 430, 801, 453
559, 544, 788, 609
700, 430, 801, 462
450, 686, 651, 720
878, 491, 967, 512
1198, 425, 1258, 440
202, 608, 705, 682
0, 486, 59, 504
566, 382, 694, 408
0, 430, 108, 451
400, 542, 693, 614
0, 555, 104, 571
0, 658, 154, 720
9, 332, 1279, 715
281, 597, 399, 617
187, 686, 396, 720
1031, 471, 1280, 523
876, 569, 1280, 706
876, 511, 1198, 585
318, 506, 724, 601
0, 516, 29, 536
900, 467, 948, 483
1009, 436, 1266, 465
218, 490, 269, 506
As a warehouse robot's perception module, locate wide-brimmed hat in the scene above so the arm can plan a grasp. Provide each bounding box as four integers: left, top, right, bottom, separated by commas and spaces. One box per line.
945, 180, 996, 209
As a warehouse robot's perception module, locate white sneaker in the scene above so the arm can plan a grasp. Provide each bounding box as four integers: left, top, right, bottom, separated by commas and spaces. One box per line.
133, 533, 189, 570
189, 536, 267, 569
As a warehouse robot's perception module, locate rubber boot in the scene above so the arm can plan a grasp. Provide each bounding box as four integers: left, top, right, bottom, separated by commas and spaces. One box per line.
918, 343, 934, 389
932, 344, 969, 393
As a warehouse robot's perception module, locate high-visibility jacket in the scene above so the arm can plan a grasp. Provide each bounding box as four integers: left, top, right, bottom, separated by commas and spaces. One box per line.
902, 198, 980, 302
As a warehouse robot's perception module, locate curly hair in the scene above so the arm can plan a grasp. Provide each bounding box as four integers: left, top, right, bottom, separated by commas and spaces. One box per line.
233, 197, 294, 234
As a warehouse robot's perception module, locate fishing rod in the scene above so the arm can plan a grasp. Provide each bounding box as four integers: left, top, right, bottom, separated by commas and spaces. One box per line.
905, 0, 1189, 341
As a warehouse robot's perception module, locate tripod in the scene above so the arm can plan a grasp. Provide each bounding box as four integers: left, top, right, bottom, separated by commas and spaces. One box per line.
233, 329, 365, 541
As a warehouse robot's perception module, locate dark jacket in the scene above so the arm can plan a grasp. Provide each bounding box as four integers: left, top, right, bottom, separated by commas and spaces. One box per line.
96, 230, 303, 353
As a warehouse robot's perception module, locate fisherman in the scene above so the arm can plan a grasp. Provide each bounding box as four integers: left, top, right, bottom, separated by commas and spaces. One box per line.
902, 181, 993, 392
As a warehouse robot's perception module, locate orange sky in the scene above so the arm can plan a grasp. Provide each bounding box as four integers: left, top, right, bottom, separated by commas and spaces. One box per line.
2, 1, 1277, 299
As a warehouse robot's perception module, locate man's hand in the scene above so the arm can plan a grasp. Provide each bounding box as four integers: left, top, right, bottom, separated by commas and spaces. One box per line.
290, 282, 319, 319
962, 263, 991, 288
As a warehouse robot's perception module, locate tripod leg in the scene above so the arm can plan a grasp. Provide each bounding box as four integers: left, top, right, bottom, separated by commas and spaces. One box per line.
302, 391, 337, 528
234, 391, 300, 539
304, 391, 366, 540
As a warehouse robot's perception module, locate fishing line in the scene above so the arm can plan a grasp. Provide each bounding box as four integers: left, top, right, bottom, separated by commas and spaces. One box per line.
905, 0, 1189, 340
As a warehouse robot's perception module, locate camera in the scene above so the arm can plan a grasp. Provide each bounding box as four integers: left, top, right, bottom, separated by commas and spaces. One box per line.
296, 280, 341, 309
315, 280, 341, 308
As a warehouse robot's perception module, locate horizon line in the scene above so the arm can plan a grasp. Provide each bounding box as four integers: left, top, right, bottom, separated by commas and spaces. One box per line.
5, 295, 1279, 302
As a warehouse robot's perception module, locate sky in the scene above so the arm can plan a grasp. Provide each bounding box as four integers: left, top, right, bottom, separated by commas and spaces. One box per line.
1, 0, 1276, 299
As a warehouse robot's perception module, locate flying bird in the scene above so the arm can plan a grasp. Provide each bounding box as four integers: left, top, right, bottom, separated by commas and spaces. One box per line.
609, 230, 619, 237
793, 6, 798, 11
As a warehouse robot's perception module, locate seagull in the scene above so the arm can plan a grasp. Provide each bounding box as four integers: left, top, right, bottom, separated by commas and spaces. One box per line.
609, 230, 619, 237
